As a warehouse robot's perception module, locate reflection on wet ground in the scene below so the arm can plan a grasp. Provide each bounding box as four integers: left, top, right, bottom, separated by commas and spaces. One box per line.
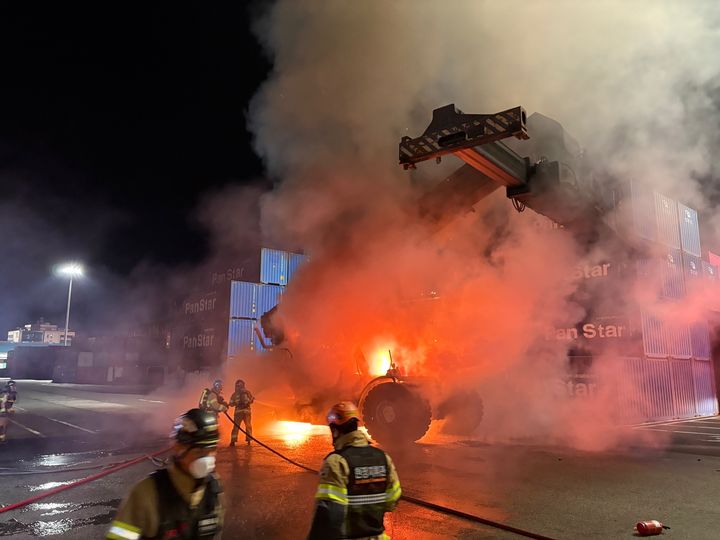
0, 500, 120, 537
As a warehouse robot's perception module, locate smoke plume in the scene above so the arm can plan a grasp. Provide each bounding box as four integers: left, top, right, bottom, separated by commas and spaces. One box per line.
245, 1, 720, 450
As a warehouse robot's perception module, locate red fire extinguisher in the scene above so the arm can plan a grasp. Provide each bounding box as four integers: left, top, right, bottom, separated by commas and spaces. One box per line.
635, 520, 670, 536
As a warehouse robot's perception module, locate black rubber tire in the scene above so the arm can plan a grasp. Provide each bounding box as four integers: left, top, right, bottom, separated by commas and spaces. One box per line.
360, 382, 432, 444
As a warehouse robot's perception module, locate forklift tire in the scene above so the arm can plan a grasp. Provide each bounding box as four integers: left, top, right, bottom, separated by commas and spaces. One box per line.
360, 381, 432, 444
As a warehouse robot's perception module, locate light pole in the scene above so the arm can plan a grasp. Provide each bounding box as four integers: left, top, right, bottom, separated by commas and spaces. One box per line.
56, 263, 84, 346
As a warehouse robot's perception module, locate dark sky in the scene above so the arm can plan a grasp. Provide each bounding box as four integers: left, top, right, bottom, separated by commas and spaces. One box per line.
0, 4, 271, 332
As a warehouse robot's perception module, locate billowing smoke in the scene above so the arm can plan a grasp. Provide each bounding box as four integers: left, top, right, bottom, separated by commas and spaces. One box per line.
244, 1, 720, 450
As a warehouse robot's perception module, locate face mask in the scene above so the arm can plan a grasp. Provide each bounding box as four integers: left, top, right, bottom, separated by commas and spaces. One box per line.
188, 455, 216, 479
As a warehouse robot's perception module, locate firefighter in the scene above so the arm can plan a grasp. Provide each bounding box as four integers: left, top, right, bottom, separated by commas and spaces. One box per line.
228, 379, 254, 447
307, 401, 402, 540
107, 408, 224, 540
0, 381, 17, 443
199, 379, 228, 418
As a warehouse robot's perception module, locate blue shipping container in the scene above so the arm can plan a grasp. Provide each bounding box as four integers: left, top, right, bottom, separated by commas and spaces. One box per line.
642, 358, 674, 420
670, 359, 696, 417
257, 284, 283, 319
692, 360, 718, 416
227, 319, 256, 356
682, 253, 702, 284
662, 249, 685, 299
641, 312, 666, 358
230, 281, 258, 319
260, 248, 288, 285
678, 203, 701, 257
690, 320, 712, 360
665, 320, 692, 359
631, 181, 656, 242
654, 192, 681, 249
287, 252, 308, 283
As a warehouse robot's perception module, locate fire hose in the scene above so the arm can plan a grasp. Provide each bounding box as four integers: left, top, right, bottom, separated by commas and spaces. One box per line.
0, 446, 172, 514
222, 411, 556, 540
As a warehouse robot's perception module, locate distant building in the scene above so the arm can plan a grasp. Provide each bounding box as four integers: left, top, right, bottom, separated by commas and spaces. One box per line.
7, 318, 75, 345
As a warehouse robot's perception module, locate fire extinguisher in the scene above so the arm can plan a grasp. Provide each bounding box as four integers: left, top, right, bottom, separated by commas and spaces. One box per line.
635, 520, 670, 536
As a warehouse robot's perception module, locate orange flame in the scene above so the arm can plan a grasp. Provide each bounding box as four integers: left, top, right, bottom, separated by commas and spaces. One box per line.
269, 421, 327, 447
368, 347, 393, 377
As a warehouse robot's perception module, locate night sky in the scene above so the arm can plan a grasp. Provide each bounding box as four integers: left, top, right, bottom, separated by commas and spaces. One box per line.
0, 4, 271, 332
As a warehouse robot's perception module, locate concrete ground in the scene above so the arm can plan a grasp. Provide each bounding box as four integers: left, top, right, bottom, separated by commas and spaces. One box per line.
1, 380, 720, 539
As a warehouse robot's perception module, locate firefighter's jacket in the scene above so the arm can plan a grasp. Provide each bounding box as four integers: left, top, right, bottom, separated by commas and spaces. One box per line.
107, 462, 224, 540
307, 430, 401, 540
0, 394, 12, 416
199, 389, 227, 415
229, 389, 254, 411
1, 389, 15, 415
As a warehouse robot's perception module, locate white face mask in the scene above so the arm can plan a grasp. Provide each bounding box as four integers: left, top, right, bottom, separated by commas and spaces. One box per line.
188, 455, 215, 479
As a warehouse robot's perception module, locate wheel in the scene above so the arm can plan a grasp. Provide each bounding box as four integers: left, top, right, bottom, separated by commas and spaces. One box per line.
360, 381, 432, 444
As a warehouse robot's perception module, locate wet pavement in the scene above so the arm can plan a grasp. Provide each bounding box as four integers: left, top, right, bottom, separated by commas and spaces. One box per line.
2, 380, 720, 538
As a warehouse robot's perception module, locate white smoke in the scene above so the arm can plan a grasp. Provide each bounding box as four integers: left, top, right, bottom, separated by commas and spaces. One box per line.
245, 1, 720, 449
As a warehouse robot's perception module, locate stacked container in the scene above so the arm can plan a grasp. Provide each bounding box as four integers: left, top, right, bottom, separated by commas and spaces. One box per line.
225, 248, 308, 358
614, 183, 717, 421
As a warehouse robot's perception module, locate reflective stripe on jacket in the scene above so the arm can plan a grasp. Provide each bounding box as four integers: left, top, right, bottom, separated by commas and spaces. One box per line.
308, 430, 401, 540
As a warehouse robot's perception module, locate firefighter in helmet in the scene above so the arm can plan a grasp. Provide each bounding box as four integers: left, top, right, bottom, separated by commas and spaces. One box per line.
307, 401, 402, 540
199, 379, 228, 418
107, 408, 224, 540
0, 380, 17, 443
229, 379, 254, 447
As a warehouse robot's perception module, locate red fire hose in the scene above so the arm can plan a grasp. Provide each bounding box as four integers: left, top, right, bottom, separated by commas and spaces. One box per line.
0, 446, 172, 514
1, 414, 558, 540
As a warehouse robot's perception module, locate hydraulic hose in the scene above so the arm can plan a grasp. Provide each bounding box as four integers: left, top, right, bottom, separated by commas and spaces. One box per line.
0, 446, 172, 514
222, 412, 556, 540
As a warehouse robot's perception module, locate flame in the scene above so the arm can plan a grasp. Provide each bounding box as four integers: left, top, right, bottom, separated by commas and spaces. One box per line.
368, 347, 393, 377
269, 421, 327, 447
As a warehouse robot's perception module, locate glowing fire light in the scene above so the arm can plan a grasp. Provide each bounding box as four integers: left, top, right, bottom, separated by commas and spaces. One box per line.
270, 421, 327, 447
368, 347, 393, 377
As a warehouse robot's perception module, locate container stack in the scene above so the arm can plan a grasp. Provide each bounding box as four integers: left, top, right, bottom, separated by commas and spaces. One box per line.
226, 248, 308, 358
615, 182, 717, 420
169, 248, 308, 369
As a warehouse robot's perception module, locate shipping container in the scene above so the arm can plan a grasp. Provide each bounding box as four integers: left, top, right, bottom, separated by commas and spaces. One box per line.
670, 359, 696, 417
260, 248, 288, 285
701, 260, 720, 311
665, 320, 692, 359
230, 281, 258, 319
7, 345, 62, 379
76, 366, 108, 385
227, 319, 257, 357
253, 322, 274, 351
179, 288, 230, 323
692, 359, 718, 416
702, 260, 718, 283
642, 358, 674, 420
682, 253, 702, 286
661, 249, 685, 299
678, 203, 701, 257
630, 181, 656, 242
615, 357, 646, 423
257, 284, 283, 319
654, 192, 681, 249
287, 252, 309, 283
690, 320, 711, 360
170, 323, 227, 370
641, 312, 666, 358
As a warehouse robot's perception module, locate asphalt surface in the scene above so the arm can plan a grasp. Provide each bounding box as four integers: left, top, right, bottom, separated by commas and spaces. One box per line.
2, 380, 720, 539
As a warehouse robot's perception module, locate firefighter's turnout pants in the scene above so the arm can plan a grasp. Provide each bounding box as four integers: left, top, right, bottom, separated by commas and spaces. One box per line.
230, 408, 252, 443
